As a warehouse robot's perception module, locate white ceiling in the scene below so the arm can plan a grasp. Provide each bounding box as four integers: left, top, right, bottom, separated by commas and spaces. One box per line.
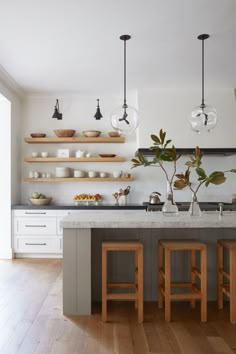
0, 0, 235, 94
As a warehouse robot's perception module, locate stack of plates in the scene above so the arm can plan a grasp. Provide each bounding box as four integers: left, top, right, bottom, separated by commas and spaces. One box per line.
56, 167, 70, 177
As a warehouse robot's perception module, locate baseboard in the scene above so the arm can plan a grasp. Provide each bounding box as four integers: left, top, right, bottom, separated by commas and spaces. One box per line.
14, 253, 63, 259
0, 248, 13, 259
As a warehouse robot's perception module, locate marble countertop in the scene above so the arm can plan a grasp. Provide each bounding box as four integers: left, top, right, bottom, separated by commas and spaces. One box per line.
61, 210, 236, 229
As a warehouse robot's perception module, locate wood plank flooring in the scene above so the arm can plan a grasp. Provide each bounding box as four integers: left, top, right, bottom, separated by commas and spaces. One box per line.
0, 259, 236, 354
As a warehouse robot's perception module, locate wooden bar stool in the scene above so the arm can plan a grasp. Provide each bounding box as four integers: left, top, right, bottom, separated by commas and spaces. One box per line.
158, 239, 207, 322
102, 241, 143, 323
217, 239, 236, 323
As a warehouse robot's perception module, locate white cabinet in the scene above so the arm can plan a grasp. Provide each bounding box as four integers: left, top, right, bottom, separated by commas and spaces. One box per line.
12, 209, 80, 258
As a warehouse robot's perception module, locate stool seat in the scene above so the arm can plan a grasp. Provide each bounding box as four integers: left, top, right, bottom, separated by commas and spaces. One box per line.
158, 239, 207, 322
102, 240, 143, 323
159, 239, 206, 250
217, 239, 236, 323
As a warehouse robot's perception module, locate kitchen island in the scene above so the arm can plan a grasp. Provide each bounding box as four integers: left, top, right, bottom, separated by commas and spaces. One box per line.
61, 210, 236, 315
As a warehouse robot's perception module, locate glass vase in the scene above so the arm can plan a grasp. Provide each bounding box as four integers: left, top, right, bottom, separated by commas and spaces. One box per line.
162, 181, 179, 216
189, 193, 201, 216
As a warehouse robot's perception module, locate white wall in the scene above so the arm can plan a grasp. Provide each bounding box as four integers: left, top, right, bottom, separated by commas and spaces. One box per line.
0, 79, 22, 259
21, 88, 236, 206
136, 87, 236, 203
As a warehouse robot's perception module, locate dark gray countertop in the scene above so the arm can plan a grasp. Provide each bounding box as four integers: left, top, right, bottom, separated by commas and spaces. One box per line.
11, 202, 236, 211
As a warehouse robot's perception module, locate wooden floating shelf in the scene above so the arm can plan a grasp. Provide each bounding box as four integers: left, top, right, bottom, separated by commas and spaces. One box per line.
24, 177, 134, 182
24, 157, 126, 163
24, 137, 125, 144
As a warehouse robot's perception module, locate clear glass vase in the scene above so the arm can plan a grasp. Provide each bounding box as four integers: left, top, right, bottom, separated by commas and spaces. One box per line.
162, 181, 179, 216
189, 193, 201, 216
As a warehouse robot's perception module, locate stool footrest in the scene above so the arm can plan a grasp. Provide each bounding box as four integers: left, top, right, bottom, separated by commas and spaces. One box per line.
107, 282, 136, 289
106, 293, 137, 300
170, 292, 201, 300
171, 282, 194, 288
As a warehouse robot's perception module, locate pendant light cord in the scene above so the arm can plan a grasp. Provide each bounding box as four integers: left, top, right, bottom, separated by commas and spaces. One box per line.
201, 39, 205, 107
123, 39, 127, 109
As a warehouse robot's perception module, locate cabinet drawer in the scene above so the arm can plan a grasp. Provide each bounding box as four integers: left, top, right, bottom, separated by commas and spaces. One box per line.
14, 217, 57, 235
13, 210, 56, 217
14, 236, 61, 253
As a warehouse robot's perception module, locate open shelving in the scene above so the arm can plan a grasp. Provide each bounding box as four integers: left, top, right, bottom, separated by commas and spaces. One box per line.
24, 137, 125, 144
24, 177, 134, 182
24, 157, 126, 163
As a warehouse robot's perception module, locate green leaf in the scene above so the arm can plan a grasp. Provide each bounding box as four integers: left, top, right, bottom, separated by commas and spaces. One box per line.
164, 139, 172, 148
196, 167, 207, 179
151, 134, 160, 144
131, 159, 140, 164
205, 171, 226, 186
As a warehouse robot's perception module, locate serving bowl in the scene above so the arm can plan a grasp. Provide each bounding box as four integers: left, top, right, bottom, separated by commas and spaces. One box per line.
29, 197, 52, 205
30, 133, 46, 138
108, 131, 120, 137
54, 129, 76, 137
83, 130, 101, 137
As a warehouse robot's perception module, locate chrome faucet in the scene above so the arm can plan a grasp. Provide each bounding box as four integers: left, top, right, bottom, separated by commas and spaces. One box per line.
219, 203, 224, 216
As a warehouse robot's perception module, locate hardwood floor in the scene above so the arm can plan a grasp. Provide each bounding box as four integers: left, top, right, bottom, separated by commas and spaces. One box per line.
0, 259, 236, 354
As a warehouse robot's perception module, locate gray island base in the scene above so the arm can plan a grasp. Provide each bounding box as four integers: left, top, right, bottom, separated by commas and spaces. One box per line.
61, 210, 236, 316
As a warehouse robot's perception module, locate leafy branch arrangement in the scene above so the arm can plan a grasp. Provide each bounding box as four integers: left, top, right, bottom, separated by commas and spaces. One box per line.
174, 146, 236, 196
131, 129, 181, 203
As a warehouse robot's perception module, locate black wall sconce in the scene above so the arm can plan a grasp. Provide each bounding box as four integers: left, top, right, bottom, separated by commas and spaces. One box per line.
52, 99, 63, 120
94, 99, 103, 120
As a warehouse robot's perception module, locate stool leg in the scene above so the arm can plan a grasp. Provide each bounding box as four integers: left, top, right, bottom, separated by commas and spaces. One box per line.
200, 247, 207, 322
217, 241, 223, 310
229, 249, 236, 324
135, 250, 138, 309
137, 247, 143, 323
102, 248, 107, 322
165, 248, 171, 322
158, 241, 164, 309
190, 250, 196, 309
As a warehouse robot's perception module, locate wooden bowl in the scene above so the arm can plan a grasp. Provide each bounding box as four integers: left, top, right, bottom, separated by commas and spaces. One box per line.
83, 130, 101, 137
108, 131, 120, 137
54, 129, 76, 137
29, 197, 52, 205
30, 133, 46, 138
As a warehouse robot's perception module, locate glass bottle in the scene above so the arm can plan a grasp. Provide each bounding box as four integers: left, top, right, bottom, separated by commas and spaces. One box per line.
162, 181, 179, 216
189, 193, 201, 216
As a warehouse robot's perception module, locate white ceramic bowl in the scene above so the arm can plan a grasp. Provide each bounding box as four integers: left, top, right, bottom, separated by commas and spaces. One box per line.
74, 170, 86, 178
41, 152, 49, 158
29, 197, 52, 205
31, 152, 38, 157
83, 130, 101, 137
112, 170, 122, 178
88, 171, 98, 178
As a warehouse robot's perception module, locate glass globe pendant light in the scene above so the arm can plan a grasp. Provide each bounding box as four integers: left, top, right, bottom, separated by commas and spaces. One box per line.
189, 34, 217, 133
110, 35, 139, 136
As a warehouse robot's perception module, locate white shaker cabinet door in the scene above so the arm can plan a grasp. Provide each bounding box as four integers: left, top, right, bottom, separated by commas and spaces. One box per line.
14, 217, 57, 235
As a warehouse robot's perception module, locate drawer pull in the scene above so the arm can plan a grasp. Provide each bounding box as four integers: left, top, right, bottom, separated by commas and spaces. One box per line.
25, 212, 46, 215
25, 243, 47, 246
25, 225, 47, 228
